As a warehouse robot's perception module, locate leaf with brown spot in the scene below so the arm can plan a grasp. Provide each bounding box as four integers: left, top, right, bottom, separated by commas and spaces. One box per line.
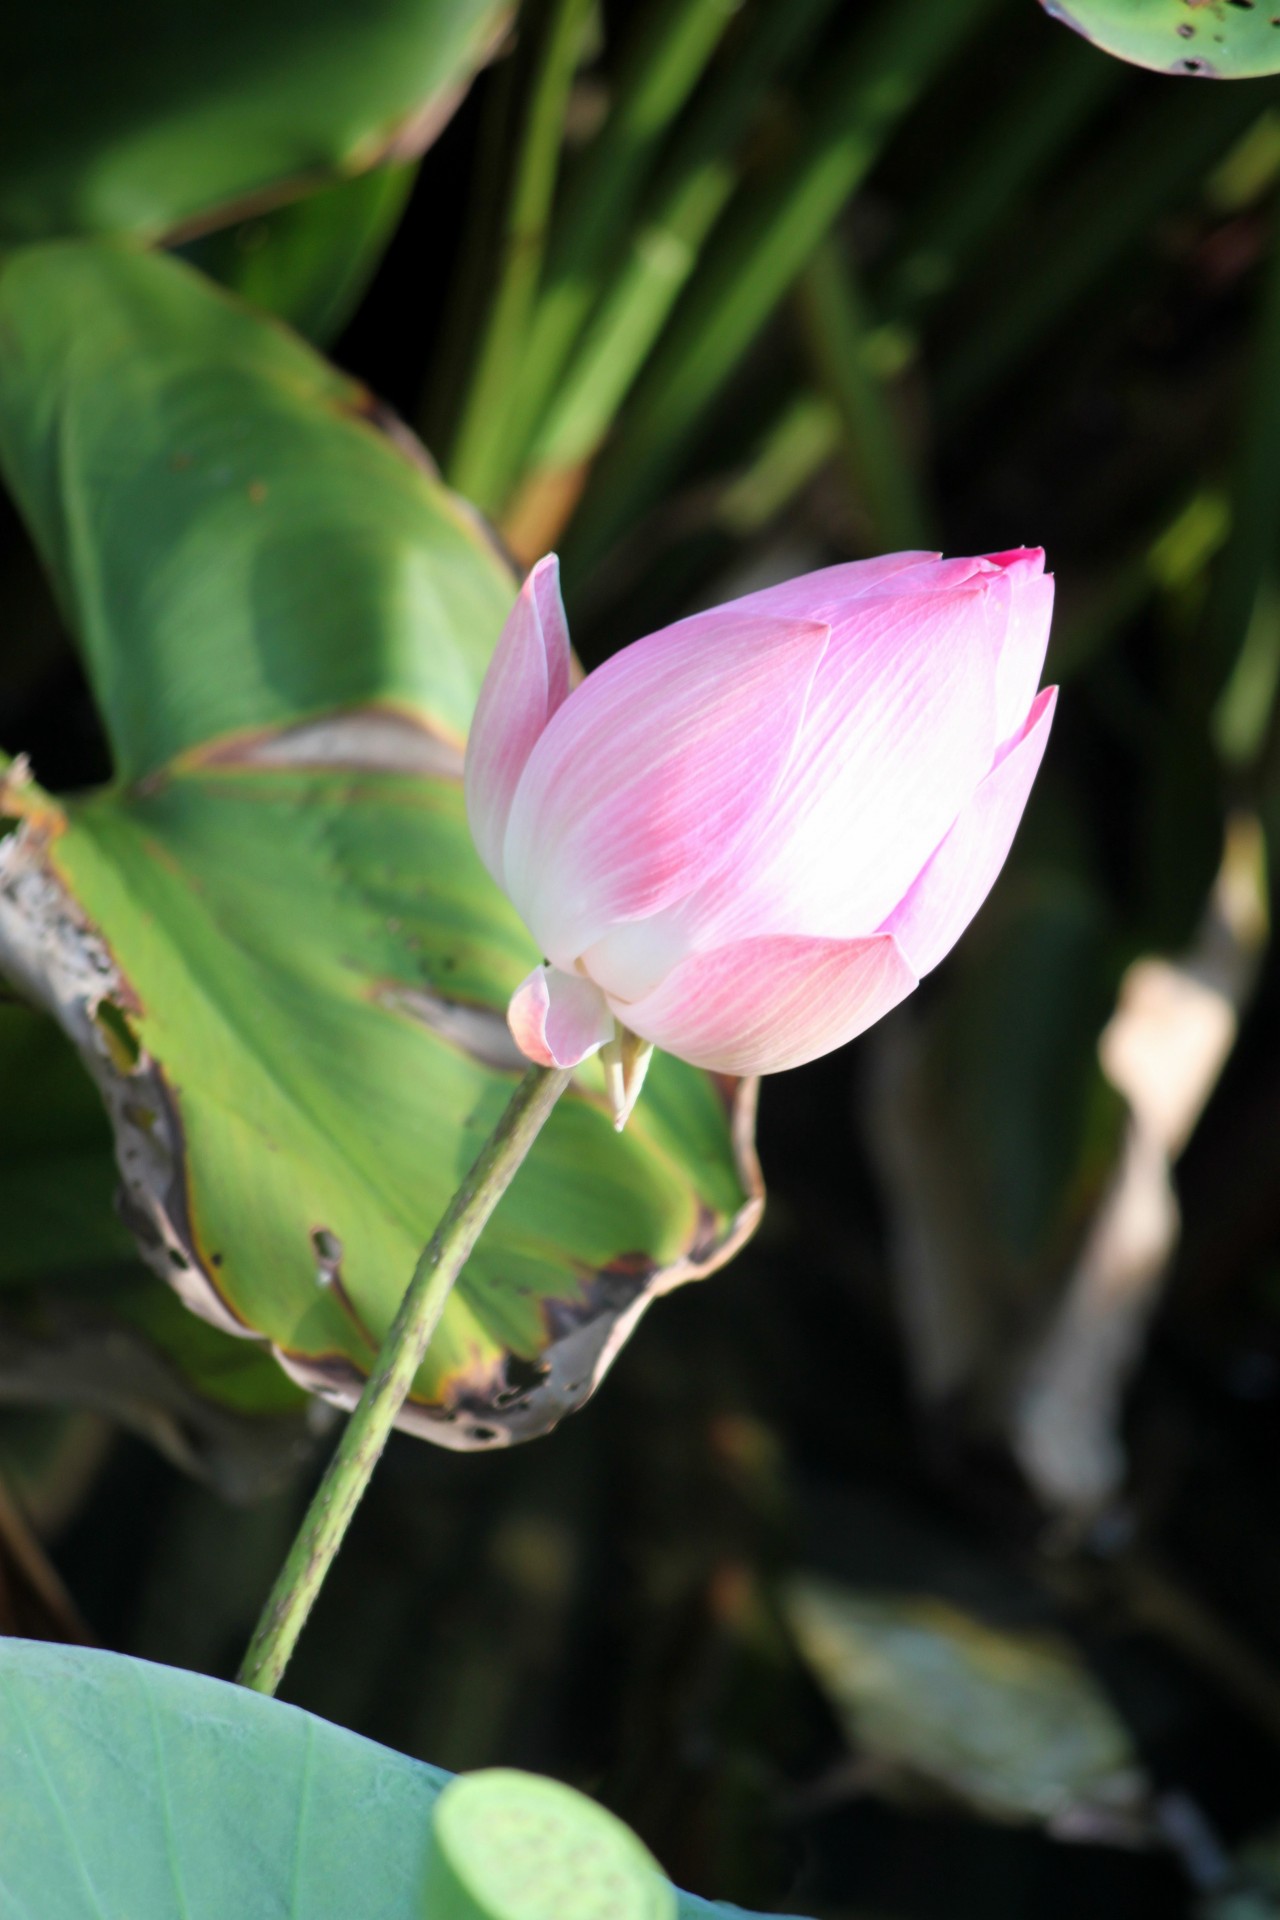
0, 243, 763, 1452
1040, 0, 1280, 76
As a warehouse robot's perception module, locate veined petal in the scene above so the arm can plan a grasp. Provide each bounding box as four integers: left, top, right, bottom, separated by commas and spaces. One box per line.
464, 554, 571, 889
886, 685, 1058, 977
507, 963, 614, 1068
669, 550, 940, 626
674, 578, 1006, 948
988, 548, 1054, 748
503, 614, 830, 968
615, 931, 917, 1077
656, 552, 1011, 649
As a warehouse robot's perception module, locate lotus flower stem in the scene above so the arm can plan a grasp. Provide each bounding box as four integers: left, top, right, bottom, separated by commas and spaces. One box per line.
238, 1062, 573, 1697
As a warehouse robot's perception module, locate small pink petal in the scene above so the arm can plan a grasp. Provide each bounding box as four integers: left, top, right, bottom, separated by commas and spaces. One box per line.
886, 684, 1058, 977
674, 578, 1006, 947
503, 614, 830, 968
465, 554, 571, 889
615, 931, 917, 1077
507, 963, 615, 1068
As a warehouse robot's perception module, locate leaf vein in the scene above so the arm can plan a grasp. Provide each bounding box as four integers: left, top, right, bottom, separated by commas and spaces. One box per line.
0, 1671, 110, 1920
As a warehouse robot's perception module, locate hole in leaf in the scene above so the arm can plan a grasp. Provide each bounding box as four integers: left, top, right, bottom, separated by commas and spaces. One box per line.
94, 999, 141, 1072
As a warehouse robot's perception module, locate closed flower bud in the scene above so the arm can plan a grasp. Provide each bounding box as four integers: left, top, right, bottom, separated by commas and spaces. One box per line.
465, 549, 1056, 1126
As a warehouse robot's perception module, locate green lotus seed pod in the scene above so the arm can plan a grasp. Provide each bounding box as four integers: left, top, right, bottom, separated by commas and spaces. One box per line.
422, 1770, 678, 1920
1039, 0, 1280, 79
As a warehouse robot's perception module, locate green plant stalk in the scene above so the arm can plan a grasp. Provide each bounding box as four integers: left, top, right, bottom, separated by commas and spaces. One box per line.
502, 0, 839, 509
446, 0, 594, 508
1203, 222, 1280, 735
518, 164, 734, 482
494, 0, 744, 496
562, 0, 1002, 580
795, 238, 927, 551
238, 1063, 573, 1697
715, 389, 841, 537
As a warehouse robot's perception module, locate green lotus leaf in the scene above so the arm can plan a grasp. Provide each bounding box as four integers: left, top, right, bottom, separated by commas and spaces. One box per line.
1040, 0, 1280, 79
0, 242, 761, 1450
0, 1640, 799, 1920
0, 1001, 313, 1499
0, 0, 510, 244
180, 162, 420, 346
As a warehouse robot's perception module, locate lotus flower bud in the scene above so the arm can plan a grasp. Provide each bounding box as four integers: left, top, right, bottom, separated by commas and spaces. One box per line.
465, 549, 1056, 1126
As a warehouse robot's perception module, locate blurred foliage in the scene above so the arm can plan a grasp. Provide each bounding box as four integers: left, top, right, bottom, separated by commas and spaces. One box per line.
785, 1578, 1147, 1833
3, 0, 1280, 1916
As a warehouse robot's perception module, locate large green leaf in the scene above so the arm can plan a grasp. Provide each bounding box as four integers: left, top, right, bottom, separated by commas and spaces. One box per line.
0, 242, 761, 1450
180, 163, 420, 347
0, 1002, 314, 1498
0, 1639, 797, 1919
0, 0, 509, 245
1040, 0, 1280, 78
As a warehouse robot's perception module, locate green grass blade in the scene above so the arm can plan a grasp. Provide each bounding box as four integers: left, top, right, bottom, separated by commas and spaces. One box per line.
493, 0, 744, 495
715, 390, 841, 539
499, 0, 840, 555
794, 237, 929, 551
445, 0, 596, 508
561, 0, 1004, 580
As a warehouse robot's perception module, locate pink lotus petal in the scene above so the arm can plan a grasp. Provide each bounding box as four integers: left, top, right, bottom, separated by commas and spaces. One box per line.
465, 554, 571, 889
673, 579, 1007, 948
669, 550, 940, 627
886, 684, 1058, 977
580, 912, 693, 1003
988, 548, 1054, 748
659, 552, 1017, 648
503, 614, 831, 968
507, 963, 615, 1068
615, 931, 918, 1076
